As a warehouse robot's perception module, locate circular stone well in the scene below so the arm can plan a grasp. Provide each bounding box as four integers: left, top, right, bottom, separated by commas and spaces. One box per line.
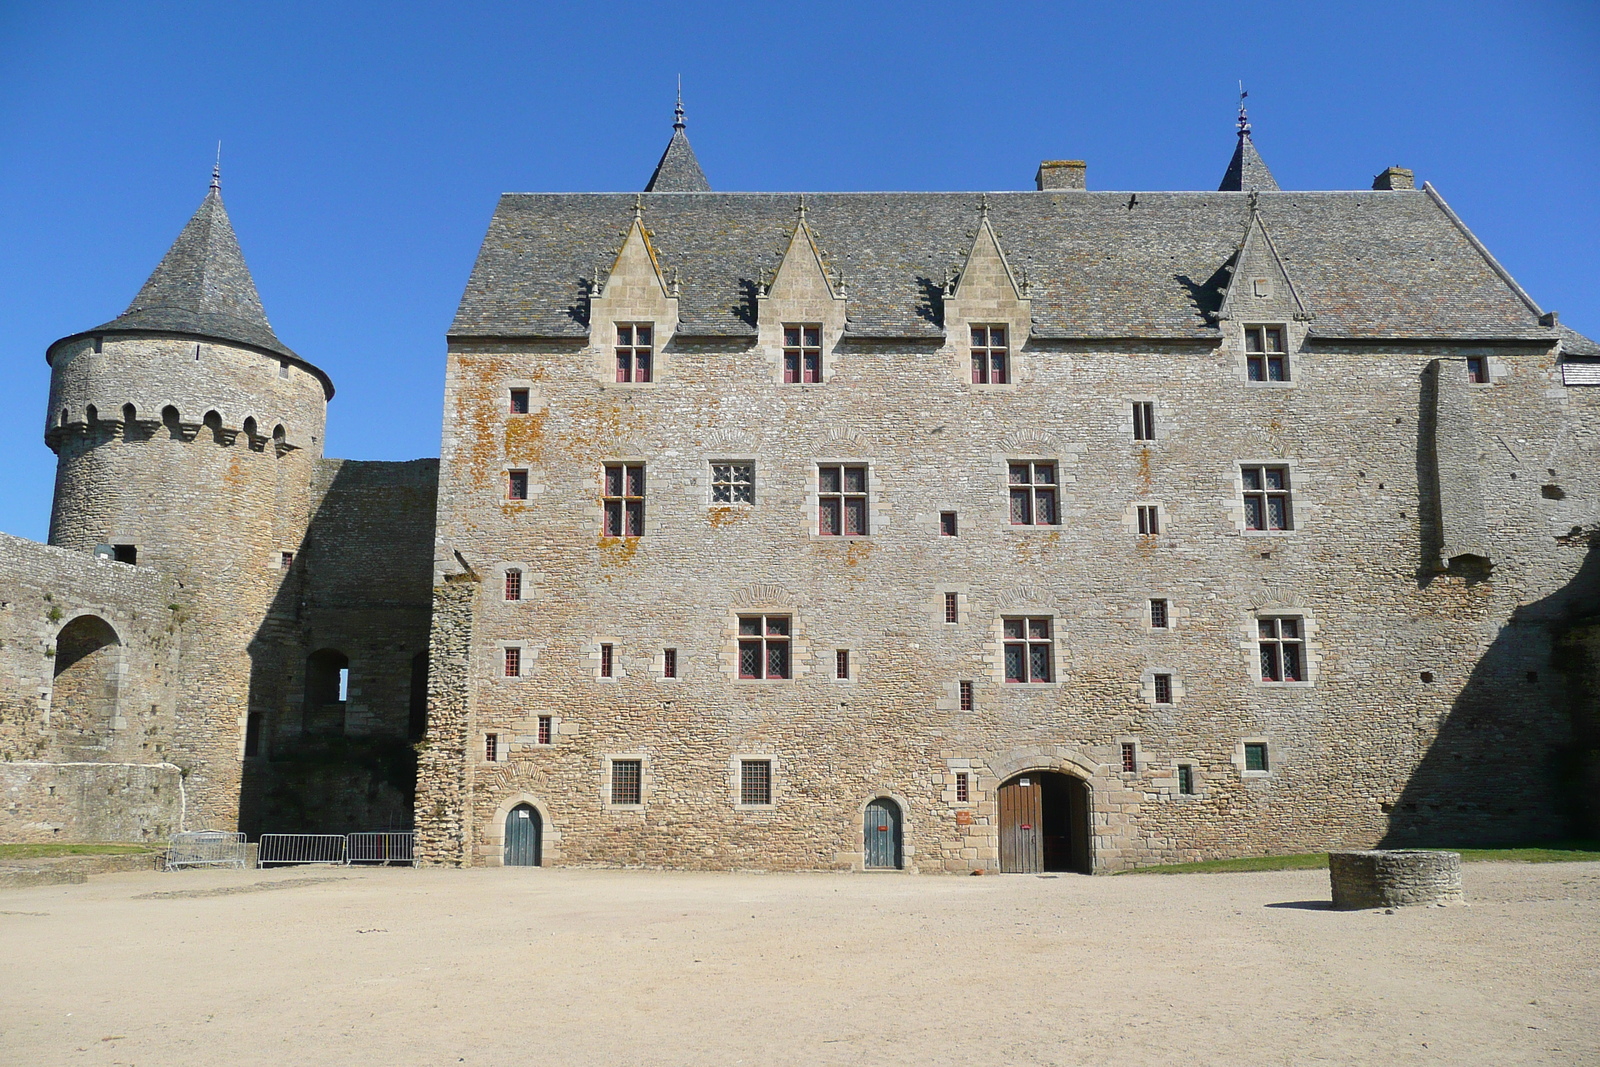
1328, 849, 1463, 910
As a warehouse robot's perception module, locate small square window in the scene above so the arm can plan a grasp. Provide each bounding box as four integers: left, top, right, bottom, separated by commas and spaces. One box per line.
504, 568, 522, 602
1466, 357, 1488, 384
1177, 764, 1195, 795
1121, 742, 1137, 773
537, 716, 552, 745
1244, 742, 1269, 772
738, 615, 791, 679
616, 323, 653, 383
1009, 462, 1059, 526
1137, 505, 1160, 536
509, 388, 530, 414
783, 324, 823, 383
599, 644, 614, 678
1153, 674, 1173, 704
1245, 326, 1289, 382
955, 771, 970, 803
835, 649, 850, 680
712, 463, 755, 504
663, 648, 677, 678
818, 464, 869, 536
611, 759, 642, 805
940, 511, 958, 537
113, 544, 138, 565
1132, 401, 1156, 442
944, 592, 959, 624
280, 551, 294, 569
1150, 598, 1169, 629
740, 759, 772, 805
958, 680, 974, 711
503, 648, 521, 678
603, 464, 645, 536
971, 325, 1008, 384
507, 470, 529, 501
485, 733, 499, 762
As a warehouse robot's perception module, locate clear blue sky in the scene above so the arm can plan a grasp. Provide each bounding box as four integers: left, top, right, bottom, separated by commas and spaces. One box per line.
1, 1, 1595, 542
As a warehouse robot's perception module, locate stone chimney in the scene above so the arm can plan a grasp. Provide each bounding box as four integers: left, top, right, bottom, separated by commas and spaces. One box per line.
1372, 166, 1415, 191
1036, 160, 1087, 191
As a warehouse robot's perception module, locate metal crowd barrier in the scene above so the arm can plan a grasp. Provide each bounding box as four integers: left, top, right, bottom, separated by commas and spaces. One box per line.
258, 833, 348, 867
166, 830, 249, 870
347, 832, 415, 866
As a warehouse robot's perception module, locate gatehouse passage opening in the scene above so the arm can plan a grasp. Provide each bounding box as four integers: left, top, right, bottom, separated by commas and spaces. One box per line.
998, 771, 1091, 874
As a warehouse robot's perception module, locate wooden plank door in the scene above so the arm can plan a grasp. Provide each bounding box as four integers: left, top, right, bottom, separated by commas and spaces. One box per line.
504, 805, 541, 866
999, 776, 1043, 873
863, 798, 902, 869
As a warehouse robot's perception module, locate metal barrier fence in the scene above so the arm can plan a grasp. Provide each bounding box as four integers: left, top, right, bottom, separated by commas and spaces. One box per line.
347, 832, 415, 866
166, 830, 249, 870
258, 833, 348, 867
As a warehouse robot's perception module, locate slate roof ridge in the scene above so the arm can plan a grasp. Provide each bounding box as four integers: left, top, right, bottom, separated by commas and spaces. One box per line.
1421, 181, 1543, 321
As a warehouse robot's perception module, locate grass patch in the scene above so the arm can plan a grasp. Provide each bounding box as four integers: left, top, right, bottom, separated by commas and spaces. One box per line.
0, 843, 156, 860
1123, 843, 1600, 875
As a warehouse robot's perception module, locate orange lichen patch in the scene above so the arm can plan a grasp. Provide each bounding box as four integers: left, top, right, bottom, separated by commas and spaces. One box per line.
222, 451, 245, 489
453, 354, 518, 491
844, 540, 873, 567
597, 536, 639, 568
706, 507, 748, 529
1137, 447, 1152, 488
504, 409, 548, 465
558, 395, 646, 458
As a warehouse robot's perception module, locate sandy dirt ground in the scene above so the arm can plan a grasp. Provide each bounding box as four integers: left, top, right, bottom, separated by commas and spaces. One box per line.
0, 861, 1595, 1066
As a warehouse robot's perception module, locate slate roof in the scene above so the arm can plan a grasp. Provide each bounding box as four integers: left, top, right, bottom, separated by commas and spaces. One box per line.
1218, 132, 1280, 192
50, 186, 313, 373
451, 184, 1558, 345
645, 128, 711, 193
1560, 324, 1600, 358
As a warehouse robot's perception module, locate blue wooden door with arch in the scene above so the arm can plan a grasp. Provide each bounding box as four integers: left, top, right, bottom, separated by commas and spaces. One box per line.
505, 804, 542, 866
863, 797, 902, 869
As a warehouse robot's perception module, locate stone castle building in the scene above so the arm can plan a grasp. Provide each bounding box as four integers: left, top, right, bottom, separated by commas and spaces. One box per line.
4, 106, 1598, 872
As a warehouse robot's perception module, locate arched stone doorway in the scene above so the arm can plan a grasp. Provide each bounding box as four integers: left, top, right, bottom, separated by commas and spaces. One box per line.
504, 803, 542, 866
998, 771, 1091, 874
863, 797, 903, 870
52, 615, 120, 757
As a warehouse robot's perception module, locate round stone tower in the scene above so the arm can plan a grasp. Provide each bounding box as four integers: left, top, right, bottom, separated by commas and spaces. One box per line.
43, 173, 333, 828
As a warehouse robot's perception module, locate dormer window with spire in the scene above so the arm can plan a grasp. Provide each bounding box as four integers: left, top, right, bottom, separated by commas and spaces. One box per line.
1244, 325, 1289, 382
971, 326, 1009, 384
783, 325, 822, 383
616, 324, 653, 383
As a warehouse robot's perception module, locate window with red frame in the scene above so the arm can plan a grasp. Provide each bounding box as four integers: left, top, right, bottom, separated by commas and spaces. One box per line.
959, 680, 974, 711
537, 716, 552, 745
971, 325, 1008, 384
507, 470, 528, 501
783, 324, 822, 383
818, 464, 868, 536
616, 323, 652, 382
738, 615, 791, 679
509, 388, 530, 414
1009, 462, 1058, 525
1003, 617, 1053, 682
944, 592, 959, 623
503, 647, 521, 678
663, 648, 677, 678
603, 464, 645, 536
504, 568, 522, 602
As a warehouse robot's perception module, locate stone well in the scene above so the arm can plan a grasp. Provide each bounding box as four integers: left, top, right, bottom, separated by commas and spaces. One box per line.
1329, 849, 1463, 909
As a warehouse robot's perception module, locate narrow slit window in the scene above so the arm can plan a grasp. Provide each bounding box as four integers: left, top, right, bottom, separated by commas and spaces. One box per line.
611, 759, 642, 804
1150, 598, 1169, 629
740, 759, 773, 805
1003, 617, 1053, 683
616, 323, 653, 383
783, 324, 823, 384
244, 712, 264, 758
1177, 764, 1195, 795
504, 568, 523, 602
955, 771, 970, 803
818, 464, 869, 536
971, 325, 1008, 384
603, 464, 645, 536
945, 592, 959, 624
835, 649, 850, 680
1009, 462, 1059, 526
940, 511, 958, 537
1137, 505, 1160, 535
1241, 465, 1293, 531
599, 644, 614, 678
503, 647, 521, 678
485, 733, 499, 762
1121, 742, 1137, 773
959, 680, 974, 711
537, 716, 552, 745
1245, 326, 1288, 382
738, 615, 791, 679
509, 388, 530, 414
1153, 674, 1173, 704
1133, 401, 1156, 441
663, 648, 677, 678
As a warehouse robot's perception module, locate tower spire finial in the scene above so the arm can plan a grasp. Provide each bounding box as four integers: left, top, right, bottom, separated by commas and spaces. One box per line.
1236, 82, 1251, 138
211, 141, 222, 192
674, 76, 685, 130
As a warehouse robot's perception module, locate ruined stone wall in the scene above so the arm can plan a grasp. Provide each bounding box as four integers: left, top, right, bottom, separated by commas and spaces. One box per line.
418, 323, 1599, 872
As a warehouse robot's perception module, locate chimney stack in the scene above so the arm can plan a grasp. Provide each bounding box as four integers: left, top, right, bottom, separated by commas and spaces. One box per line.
1036, 160, 1087, 191
1372, 166, 1415, 191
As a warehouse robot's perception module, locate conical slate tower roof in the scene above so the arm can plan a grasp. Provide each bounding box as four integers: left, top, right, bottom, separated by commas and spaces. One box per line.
1217, 100, 1279, 192
74, 180, 299, 360
645, 95, 710, 193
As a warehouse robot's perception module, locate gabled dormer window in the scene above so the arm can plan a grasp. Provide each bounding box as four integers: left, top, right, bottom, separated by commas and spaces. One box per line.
616, 323, 653, 383
971, 326, 1009, 384
1244, 325, 1288, 382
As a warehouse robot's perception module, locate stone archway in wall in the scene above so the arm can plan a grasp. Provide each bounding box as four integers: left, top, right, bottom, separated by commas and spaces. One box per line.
988, 749, 1102, 874
483, 793, 562, 867
52, 615, 121, 758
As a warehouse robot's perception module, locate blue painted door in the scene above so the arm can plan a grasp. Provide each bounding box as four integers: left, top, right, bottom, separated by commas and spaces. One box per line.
505, 804, 542, 866
864, 798, 902, 869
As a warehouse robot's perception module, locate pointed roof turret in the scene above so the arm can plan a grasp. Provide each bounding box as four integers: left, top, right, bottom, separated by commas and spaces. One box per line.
1218, 89, 1280, 192
59, 179, 300, 362
644, 86, 711, 193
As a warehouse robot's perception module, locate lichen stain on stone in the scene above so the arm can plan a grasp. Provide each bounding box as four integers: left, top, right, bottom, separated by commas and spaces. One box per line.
706, 507, 748, 529
503, 409, 548, 466
597, 536, 638, 569
844, 540, 873, 567
222, 451, 245, 490
453, 355, 514, 492
559, 394, 646, 460
1137, 447, 1152, 488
